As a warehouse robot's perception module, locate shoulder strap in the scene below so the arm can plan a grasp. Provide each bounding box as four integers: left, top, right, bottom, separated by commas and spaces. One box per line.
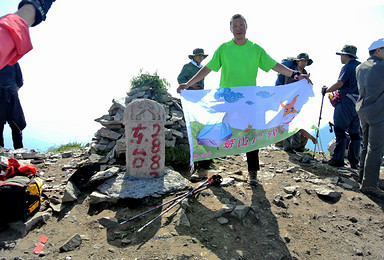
346, 93, 359, 105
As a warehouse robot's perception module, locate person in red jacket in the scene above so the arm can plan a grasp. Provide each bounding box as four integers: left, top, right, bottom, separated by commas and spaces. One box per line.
0, 0, 56, 69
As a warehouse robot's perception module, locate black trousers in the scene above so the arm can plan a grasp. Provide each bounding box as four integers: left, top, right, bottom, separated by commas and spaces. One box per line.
0, 122, 23, 149
246, 149, 260, 172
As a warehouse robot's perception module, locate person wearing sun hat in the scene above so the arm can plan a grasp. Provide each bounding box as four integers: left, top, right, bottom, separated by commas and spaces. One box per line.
355, 38, 384, 199
281, 52, 316, 153
294, 53, 313, 65
177, 48, 208, 91
322, 45, 361, 169
284, 53, 313, 85
177, 48, 210, 181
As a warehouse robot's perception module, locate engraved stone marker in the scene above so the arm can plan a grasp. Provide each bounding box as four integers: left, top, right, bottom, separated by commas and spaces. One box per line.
123, 99, 166, 178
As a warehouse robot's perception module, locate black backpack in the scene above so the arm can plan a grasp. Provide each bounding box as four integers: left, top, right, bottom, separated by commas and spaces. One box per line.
0, 158, 43, 223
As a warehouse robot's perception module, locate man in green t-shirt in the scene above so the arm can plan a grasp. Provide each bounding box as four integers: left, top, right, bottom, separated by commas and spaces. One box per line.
177, 14, 308, 186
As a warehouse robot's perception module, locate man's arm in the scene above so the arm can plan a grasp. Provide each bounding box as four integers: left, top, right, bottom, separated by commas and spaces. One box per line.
272, 63, 293, 77
177, 64, 203, 90
0, 1, 56, 69
15, 4, 36, 27
322, 81, 343, 93
299, 129, 317, 144
272, 63, 309, 82
18, 0, 56, 27
177, 66, 212, 93
0, 14, 33, 69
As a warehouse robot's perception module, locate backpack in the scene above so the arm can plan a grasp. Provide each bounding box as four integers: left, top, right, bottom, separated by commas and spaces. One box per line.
275, 57, 296, 86
0, 158, 43, 223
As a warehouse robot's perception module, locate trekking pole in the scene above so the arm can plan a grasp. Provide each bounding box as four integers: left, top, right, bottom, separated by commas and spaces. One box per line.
120, 181, 211, 225
311, 125, 324, 157
136, 175, 222, 233
313, 86, 326, 158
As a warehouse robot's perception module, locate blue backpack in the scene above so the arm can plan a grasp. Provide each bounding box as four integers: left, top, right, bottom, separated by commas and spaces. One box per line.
275, 57, 296, 86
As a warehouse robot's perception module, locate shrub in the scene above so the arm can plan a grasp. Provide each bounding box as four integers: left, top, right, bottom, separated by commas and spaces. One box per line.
130, 70, 170, 102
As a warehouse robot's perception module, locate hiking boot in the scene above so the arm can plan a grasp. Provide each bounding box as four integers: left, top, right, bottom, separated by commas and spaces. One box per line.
327, 159, 344, 167
247, 171, 258, 187
360, 186, 384, 199
190, 169, 208, 183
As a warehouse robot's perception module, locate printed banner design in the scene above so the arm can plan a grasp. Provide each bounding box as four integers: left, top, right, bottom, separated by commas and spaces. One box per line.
180, 80, 314, 165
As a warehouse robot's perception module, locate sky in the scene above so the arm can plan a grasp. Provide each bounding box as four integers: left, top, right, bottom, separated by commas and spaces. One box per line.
1, 0, 384, 151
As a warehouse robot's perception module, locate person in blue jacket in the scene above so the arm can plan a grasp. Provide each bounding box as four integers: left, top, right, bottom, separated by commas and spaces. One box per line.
0, 62, 26, 149
322, 45, 361, 169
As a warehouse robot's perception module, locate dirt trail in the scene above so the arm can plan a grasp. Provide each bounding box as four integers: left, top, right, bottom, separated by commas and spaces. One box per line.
1, 148, 384, 260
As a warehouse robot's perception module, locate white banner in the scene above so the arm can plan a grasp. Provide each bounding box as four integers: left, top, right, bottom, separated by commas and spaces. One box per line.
180, 80, 315, 165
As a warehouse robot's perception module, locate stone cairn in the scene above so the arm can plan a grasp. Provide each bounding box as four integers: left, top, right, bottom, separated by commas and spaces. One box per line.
91, 85, 190, 166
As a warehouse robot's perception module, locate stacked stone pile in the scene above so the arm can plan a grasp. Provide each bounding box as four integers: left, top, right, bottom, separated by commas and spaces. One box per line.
91, 85, 190, 165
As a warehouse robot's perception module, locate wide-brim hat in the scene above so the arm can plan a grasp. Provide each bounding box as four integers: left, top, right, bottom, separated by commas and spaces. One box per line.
294, 53, 313, 66
188, 48, 208, 59
336, 45, 358, 59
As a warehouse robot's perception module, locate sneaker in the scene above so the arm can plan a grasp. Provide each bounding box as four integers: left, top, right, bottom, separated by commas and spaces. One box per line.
247, 171, 258, 187
190, 169, 208, 183
327, 159, 344, 167
360, 186, 384, 199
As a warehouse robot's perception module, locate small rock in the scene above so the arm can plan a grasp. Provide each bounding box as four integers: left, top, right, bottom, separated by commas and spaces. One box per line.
217, 217, 229, 224
283, 186, 297, 195
273, 195, 288, 209
319, 227, 327, 232
174, 209, 190, 227
59, 233, 82, 252
287, 166, 300, 173
121, 238, 132, 245
220, 177, 235, 187
355, 248, 363, 256
62, 181, 81, 203
315, 189, 342, 200
98, 217, 118, 229
214, 204, 235, 218
229, 205, 250, 219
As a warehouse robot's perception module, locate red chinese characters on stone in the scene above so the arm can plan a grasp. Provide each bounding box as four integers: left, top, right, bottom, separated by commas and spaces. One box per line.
129, 123, 162, 178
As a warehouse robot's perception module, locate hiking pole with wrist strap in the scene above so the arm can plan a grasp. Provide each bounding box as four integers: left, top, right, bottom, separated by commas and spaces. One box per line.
313, 86, 327, 158
136, 175, 222, 233
120, 179, 212, 225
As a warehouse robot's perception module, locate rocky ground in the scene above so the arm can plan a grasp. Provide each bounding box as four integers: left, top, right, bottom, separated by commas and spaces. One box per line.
1, 147, 384, 260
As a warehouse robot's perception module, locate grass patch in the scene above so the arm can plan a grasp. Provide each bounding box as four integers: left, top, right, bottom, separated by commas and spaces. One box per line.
47, 142, 85, 153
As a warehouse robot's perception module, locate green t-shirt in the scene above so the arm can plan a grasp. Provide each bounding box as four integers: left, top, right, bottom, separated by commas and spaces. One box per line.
206, 39, 277, 88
